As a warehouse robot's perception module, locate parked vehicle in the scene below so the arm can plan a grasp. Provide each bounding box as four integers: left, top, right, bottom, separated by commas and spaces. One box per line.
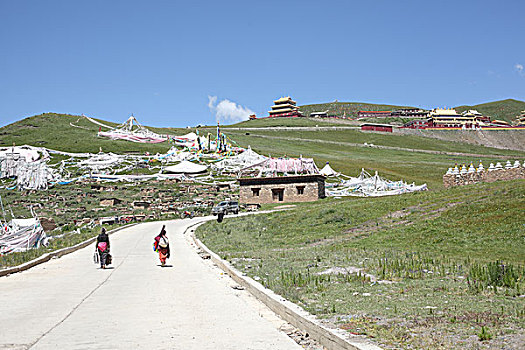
211, 201, 239, 215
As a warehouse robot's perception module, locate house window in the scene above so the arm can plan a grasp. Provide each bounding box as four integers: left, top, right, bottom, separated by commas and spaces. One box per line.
296, 186, 305, 195
251, 188, 260, 197
271, 188, 284, 201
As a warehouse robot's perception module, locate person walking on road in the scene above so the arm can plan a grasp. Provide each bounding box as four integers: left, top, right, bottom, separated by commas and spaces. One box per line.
153, 225, 170, 266
95, 227, 110, 269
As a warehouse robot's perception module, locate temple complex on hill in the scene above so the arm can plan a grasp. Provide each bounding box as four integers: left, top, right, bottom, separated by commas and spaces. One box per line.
427, 108, 471, 128
404, 108, 495, 129
461, 109, 490, 124
268, 97, 303, 117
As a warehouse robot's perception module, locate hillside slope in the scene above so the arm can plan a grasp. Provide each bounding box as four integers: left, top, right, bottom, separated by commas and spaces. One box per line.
298, 101, 413, 118
0, 113, 183, 154
197, 179, 525, 349
1, 112, 523, 188
298, 99, 525, 122
398, 128, 525, 151
454, 98, 525, 123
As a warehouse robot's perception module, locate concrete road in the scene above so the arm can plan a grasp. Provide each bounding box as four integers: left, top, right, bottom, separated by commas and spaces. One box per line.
0, 218, 301, 350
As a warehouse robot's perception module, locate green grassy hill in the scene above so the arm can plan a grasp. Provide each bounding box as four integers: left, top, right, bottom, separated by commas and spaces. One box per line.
223, 116, 351, 128
296, 99, 525, 122
219, 128, 524, 189
454, 98, 525, 123
298, 101, 413, 118
0, 113, 184, 154
197, 179, 525, 349
2, 113, 524, 189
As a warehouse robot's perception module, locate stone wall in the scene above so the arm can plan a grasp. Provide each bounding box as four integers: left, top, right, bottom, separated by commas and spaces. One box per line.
240, 181, 324, 204
443, 167, 525, 188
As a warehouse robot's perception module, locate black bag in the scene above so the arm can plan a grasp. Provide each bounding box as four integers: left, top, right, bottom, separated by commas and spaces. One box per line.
93, 251, 99, 264
106, 253, 112, 265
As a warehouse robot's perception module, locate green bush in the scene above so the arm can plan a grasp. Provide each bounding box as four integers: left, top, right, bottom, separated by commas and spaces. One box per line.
478, 326, 492, 341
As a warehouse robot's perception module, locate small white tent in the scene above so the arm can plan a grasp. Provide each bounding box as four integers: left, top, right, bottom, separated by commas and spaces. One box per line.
163, 160, 208, 174
320, 162, 338, 177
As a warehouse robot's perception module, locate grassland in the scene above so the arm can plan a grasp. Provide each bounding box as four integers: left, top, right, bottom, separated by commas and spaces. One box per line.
0, 113, 183, 154
298, 102, 412, 119
196, 180, 525, 349
224, 128, 525, 156
218, 128, 525, 189
4, 113, 524, 190
455, 99, 525, 123
296, 99, 525, 123
223, 117, 353, 128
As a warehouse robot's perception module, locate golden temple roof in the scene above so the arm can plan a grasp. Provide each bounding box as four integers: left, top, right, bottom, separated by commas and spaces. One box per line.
273, 96, 296, 104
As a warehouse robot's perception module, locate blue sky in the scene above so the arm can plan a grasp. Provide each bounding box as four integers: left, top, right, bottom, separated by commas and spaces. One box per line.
1, 0, 524, 127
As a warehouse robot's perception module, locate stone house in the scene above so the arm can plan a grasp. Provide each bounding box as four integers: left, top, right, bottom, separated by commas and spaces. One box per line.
238, 175, 325, 204
216, 183, 231, 192
133, 201, 151, 209
100, 198, 123, 207
91, 184, 104, 191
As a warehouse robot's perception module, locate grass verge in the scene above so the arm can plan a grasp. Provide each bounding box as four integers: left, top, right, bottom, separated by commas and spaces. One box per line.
196, 180, 525, 349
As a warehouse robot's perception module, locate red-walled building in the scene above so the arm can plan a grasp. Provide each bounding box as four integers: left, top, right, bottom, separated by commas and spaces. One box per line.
360, 123, 393, 132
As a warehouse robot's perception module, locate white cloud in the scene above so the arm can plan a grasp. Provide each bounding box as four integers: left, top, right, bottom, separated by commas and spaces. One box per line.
207, 96, 254, 124
207, 95, 217, 109
515, 63, 524, 76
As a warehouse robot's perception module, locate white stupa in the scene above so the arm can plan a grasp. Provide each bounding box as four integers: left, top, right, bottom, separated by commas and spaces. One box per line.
452, 165, 459, 175
495, 162, 503, 170
488, 163, 495, 171
460, 164, 468, 175
513, 160, 520, 168
446, 167, 453, 175
477, 162, 484, 172
467, 163, 476, 174
505, 160, 512, 169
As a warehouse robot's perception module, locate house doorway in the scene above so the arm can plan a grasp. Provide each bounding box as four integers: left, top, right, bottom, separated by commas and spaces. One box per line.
272, 188, 284, 201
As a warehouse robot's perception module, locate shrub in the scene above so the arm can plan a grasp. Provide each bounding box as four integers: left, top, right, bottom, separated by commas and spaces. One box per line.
478, 326, 492, 341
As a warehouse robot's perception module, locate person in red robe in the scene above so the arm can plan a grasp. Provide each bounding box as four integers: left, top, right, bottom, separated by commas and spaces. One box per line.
153, 225, 170, 266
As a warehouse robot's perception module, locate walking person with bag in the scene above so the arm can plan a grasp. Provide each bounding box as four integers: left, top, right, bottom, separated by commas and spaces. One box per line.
153, 225, 170, 266
95, 227, 111, 269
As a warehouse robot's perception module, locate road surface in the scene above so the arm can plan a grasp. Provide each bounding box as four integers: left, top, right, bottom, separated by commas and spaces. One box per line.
0, 218, 302, 350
